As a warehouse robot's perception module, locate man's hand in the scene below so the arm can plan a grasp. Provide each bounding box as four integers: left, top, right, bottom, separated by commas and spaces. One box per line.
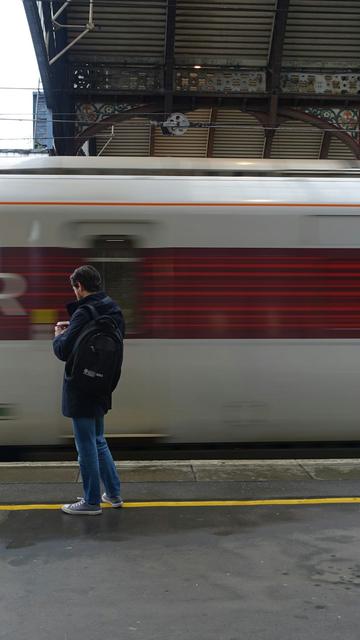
54, 321, 69, 337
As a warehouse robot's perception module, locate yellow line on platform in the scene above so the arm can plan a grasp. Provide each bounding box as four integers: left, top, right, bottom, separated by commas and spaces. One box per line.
1, 497, 360, 511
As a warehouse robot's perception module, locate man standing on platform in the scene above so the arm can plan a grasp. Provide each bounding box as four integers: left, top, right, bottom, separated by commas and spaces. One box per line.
53, 265, 125, 515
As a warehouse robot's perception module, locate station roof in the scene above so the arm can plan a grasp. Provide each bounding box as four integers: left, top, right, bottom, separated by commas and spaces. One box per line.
65, 0, 360, 69
24, 1, 360, 159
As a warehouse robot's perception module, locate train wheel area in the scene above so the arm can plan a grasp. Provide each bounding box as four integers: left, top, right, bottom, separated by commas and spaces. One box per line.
1, 463, 360, 639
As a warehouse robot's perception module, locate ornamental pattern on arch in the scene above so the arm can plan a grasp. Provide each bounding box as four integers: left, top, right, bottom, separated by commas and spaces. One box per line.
75, 103, 146, 135
303, 107, 359, 140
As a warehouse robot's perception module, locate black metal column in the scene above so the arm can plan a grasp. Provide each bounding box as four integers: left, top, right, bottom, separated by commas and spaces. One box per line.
164, 0, 177, 117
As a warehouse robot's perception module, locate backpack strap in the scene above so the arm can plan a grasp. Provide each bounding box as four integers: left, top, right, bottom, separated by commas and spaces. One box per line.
83, 299, 121, 334
82, 298, 112, 320
82, 304, 99, 321
65, 305, 98, 367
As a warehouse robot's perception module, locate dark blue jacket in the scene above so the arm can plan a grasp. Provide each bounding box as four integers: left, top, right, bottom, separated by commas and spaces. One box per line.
53, 292, 125, 418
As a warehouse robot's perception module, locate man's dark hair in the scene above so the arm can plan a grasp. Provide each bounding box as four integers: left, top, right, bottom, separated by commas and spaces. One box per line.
70, 265, 102, 292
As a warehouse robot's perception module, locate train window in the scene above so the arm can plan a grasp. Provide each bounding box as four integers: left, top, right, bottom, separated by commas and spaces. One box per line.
89, 236, 139, 333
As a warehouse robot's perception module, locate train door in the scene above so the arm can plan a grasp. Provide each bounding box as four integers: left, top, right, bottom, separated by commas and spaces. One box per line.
80, 233, 171, 440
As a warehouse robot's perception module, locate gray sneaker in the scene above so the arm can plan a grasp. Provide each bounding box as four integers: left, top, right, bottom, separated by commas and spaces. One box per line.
102, 493, 124, 508
61, 498, 102, 515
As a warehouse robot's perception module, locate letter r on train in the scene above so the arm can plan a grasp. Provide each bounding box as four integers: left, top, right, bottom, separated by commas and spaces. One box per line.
0, 274, 26, 316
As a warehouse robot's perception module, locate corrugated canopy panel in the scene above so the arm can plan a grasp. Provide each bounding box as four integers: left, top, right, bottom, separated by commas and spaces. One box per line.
283, 0, 360, 68
271, 120, 323, 158
212, 110, 265, 158
63, 0, 360, 70
66, 1, 167, 62
93, 114, 357, 160
327, 136, 356, 159
153, 109, 211, 156
96, 118, 150, 156
175, 0, 276, 66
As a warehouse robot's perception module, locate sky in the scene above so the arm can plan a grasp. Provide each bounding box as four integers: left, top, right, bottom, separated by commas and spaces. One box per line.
0, 0, 41, 149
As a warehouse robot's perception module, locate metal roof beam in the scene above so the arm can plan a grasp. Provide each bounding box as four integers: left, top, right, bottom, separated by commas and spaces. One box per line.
279, 106, 360, 158
265, 0, 289, 152
48, 2, 77, 154
268, 0, 289, 97
52, 0, 72, 23
264, 0, 289, 157
23, 1, 75, 154
164, 0, 177, 116
49, 0, 95, 66
22, 0, 54, 109
319, 131, 332, 159
206, 107, 218, 157
149, 123, 156, 156
263, 94, 278, 157
263, 130, 275, 159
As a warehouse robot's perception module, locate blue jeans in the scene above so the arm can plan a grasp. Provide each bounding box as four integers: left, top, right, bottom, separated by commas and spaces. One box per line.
72, 416, 121, 506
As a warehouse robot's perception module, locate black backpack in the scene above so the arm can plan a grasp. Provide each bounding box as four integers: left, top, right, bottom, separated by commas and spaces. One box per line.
65, 304, 123, 397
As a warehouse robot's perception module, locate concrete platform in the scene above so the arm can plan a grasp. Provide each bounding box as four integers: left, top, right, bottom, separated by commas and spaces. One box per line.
1, 479, 360, 639
1, 458, 360, 482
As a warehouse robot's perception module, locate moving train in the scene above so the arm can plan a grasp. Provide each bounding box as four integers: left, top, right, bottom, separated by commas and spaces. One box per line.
1, 156, 360, 444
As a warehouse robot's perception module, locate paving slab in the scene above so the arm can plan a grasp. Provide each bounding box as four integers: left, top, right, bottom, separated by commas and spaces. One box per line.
118, 461, 195, 482
192, 460, 311, 481
299, 459, 360, 480
0, 462, 78, 483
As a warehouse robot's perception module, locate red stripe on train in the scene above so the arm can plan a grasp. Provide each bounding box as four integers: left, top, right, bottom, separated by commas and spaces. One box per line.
1, 247, 360, 339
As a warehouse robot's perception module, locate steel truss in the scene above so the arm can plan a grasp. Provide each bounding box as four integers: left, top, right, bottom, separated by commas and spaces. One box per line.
49, 0, 95, 66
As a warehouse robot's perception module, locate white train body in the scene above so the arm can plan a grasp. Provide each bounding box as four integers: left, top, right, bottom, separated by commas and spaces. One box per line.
1, 157, 360, 444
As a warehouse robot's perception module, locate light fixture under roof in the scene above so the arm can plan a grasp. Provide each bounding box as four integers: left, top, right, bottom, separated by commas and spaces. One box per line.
194, 65, 202, 69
